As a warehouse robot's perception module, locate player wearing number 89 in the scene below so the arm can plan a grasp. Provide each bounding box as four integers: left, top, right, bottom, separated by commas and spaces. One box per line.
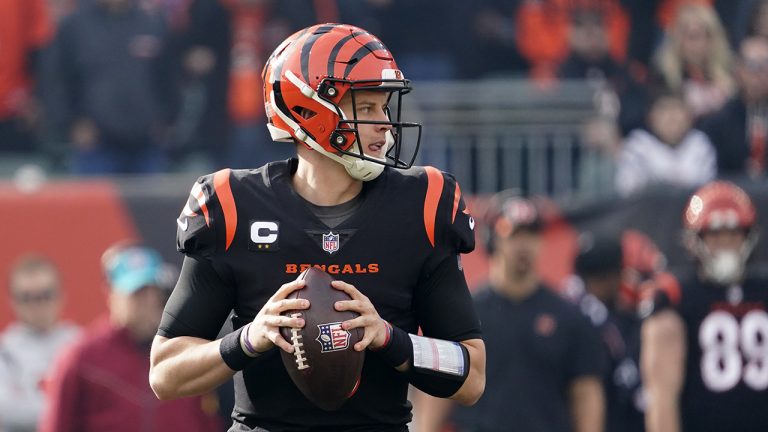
642, 180, 768, 432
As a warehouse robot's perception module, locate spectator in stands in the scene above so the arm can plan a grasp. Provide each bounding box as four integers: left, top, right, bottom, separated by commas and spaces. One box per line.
615, 91, 716, 197
0, 255, 80, 432
516, 0, 630, 82
38, 242, 220, 432
414, 193, 605, 432
747, 0, 768, 40
168, 0, 232, 170
558, 9, 647, 134
218, 0, 298, 169
0, 0, 53, 154
700, 36, 768, 179
559, 10, 626, 85
651, 3, 734, 118
451, 0, 528, 79
48, 0, 175, 175
578, 115, 622, 198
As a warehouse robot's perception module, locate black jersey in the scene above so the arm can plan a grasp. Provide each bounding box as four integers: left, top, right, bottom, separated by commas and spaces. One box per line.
576, 293, 644, 432
451, 286, 604, 432
157, 159, 481, 431
661, 273, 768, 432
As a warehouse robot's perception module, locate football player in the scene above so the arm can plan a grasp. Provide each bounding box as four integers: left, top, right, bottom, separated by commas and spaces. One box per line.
642, 181, 768, 432
148, 23, 486, 431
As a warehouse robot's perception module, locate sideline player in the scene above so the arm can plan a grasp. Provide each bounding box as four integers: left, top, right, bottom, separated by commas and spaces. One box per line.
642, 181, 768, 432
149, 23, 486, 431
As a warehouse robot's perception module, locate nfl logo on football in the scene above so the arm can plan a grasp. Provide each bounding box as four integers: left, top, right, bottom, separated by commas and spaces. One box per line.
316, 322, 350, 353
322, 231, 340, 254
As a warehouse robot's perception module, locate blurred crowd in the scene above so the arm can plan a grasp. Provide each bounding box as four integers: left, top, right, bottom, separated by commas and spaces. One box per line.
0, 0, 767, 194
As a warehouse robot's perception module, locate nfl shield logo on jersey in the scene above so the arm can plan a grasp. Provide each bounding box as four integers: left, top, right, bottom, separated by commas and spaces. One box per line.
322, 231, 340, 254
316, 322, 350, 353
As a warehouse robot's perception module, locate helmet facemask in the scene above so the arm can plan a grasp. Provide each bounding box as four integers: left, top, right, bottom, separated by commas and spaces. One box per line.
329, 80, 421, 170
686, 228, 759, 285
320, 78, 420, 180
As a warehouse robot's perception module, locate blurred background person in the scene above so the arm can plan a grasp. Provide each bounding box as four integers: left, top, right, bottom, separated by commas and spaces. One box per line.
642, 181, 768, 432
700, 36, 768, 179
567, 232, 645, 432
650, 3, 735, 119
414, 193, 605, 432
0, 0, 53, 154
451, 0, 528, 79
577, 115, 622, 198
47, 0, 175, 175
516, 0, 630, 82
746, 0, 768, 41
166, 0, 232, 171
38, 242, 220, 432
0, 255, 80, 432
615, 91, 715, 197
218, 0, 297, 169
558, 8, 646, 135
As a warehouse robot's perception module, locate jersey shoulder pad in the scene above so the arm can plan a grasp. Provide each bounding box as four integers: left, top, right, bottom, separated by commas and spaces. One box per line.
176, 168, 240, 257
418, 166, 475, 253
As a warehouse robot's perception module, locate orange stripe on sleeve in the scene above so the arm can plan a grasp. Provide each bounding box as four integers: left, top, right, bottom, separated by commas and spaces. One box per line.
451, 182, 461, 224
213, 169, 238, 251
423, 167, 444, 247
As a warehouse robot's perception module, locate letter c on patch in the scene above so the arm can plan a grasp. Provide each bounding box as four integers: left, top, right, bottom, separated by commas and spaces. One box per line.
251, 221, 279, 243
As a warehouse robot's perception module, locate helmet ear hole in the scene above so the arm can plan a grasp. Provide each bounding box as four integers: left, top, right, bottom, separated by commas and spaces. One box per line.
293, 107, 317, 120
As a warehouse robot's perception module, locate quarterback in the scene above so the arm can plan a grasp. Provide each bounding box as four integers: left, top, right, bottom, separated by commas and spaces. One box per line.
148, 23, 486, 431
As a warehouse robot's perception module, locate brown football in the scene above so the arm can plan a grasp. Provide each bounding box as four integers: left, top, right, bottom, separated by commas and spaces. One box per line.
279, 267, 365, 410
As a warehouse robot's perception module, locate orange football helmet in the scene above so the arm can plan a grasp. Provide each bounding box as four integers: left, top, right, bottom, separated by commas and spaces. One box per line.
262, 23, 421, 180
683, 181, 759, 284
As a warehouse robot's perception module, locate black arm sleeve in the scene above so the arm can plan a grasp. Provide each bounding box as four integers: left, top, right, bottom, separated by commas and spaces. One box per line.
415, 255, 482, 341
157, 254, 235, 340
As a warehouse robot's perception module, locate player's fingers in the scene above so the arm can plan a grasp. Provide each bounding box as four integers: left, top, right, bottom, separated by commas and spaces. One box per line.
355, 319, 376, 351
355, 328, 378, 352
266, 329, 294, 353
275, 298, 310, 313
263, 314, 305, 328
340, 315, 366, 331
341, 315, 379, 332
334, 299, 368, 313
331, 280, 366, 301
272, 279, 306, 301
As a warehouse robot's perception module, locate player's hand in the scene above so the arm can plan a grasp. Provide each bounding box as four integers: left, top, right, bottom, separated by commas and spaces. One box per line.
245, 279, 309, 354
332, 280, 389, 351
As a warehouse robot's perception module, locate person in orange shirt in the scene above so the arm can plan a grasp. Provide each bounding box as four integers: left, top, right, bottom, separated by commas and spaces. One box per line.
516, 0, 630, 81
0, 0, 53, 153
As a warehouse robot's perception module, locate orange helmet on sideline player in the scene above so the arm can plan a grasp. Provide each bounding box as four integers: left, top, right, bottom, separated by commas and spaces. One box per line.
683, 181, 759, 285
262, 23, 422, 181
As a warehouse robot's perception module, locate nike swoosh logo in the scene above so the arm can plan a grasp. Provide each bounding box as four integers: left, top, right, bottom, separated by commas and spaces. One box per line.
177, 218, 189, 231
